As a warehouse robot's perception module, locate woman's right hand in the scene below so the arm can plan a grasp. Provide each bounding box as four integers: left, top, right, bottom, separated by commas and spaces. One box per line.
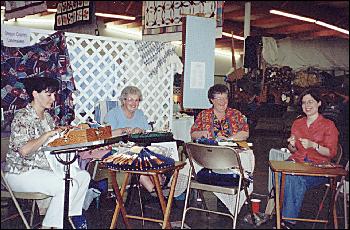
287, 135, 296, 147
192, 130, 210, 139
46, 127, 66, 138
287, 135, 297, 153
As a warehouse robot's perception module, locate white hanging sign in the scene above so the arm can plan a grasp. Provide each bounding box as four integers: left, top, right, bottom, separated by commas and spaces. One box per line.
2, 25, 31, 47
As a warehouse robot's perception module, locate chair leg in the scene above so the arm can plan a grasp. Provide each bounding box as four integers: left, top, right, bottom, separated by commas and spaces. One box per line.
136, 177, 145, 227
124, 174, 138, 207
181, 169, 193, 229
312, 186, 330, 229
30, 200, 36, 227
11, 198, 31, 229
344, 182, 348, 229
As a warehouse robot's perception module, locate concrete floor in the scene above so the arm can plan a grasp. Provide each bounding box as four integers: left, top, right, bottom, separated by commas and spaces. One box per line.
1, 129, 348, 229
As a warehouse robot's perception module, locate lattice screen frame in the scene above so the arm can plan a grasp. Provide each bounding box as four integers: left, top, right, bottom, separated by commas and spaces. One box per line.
25, 27, 174, 131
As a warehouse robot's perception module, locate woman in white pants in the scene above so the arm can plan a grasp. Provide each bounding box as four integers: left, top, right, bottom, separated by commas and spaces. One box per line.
4, 77, 90, 229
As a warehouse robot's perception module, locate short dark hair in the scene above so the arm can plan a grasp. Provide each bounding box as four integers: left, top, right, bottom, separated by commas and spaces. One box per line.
23, 77, 60, 102
208, 84, 229, 101
297, 88, 324, 113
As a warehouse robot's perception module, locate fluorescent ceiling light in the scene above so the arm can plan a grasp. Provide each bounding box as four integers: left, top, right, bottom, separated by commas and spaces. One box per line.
315, 21, 349, 35
47, 8, 135, 20
270, 10, 316, 23
105, 23, 141, 37
222, 32, 245, 40
270, 9, 349, 35
95, 13, 135, 20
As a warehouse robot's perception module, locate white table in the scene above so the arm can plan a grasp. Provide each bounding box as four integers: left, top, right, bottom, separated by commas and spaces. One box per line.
172, 115, 194, 143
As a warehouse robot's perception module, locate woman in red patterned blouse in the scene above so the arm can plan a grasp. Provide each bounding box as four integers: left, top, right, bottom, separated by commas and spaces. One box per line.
190, 84, 249, 141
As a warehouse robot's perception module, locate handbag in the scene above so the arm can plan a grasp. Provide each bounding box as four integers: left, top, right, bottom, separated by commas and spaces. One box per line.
196, 168, 241, 186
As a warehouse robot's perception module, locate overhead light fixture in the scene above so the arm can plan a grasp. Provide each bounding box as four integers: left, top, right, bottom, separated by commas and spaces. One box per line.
95, 13, 135, 20
315, 21, 349, 35
47, 8, 135, 20
270, 10, 316, 23
270, 9, 349, 35
222, 32, 245, 40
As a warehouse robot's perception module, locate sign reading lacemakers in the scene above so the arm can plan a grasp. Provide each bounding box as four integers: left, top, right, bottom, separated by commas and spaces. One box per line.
2, 25, 30, 47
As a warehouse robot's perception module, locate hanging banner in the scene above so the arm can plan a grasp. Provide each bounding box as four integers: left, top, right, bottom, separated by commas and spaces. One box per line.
142, 1, 223, 42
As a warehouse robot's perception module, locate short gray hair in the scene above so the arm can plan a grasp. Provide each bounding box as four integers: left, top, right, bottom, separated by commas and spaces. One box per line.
119, 86, 143, 105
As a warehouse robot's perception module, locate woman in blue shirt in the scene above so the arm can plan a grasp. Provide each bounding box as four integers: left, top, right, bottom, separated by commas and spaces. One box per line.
104, 86, 151, 135
104, 86, 163, 192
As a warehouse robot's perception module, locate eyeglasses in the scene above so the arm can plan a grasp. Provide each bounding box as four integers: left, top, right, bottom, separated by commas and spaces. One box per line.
213, 96, 228, 101
124, 97, 141, 103
302, 100, 317, 105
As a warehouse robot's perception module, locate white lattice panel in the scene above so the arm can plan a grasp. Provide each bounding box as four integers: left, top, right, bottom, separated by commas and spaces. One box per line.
27, 28, 175, 131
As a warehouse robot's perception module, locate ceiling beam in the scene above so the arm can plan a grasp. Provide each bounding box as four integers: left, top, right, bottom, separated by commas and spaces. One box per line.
216, 40, 244, 50
223, 7, 269, 21
266, 23, 322, 34
251, 16, 296, 28
296, 29, 350, 40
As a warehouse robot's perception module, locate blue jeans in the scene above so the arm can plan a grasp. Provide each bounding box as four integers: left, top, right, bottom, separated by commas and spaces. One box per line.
272, 171, 328, 219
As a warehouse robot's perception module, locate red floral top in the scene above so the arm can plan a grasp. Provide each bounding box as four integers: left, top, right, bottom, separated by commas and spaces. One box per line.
191, 108, 249, 139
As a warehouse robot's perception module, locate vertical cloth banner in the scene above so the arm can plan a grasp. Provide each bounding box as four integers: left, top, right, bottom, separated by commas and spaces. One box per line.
4, 1, 47, 20
1, 31, 76, 127
142, 1, 223, 42
54, 1, 98, 35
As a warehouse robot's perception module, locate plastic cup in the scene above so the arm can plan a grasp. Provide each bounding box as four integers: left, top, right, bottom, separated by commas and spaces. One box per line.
251, 198, 261, 214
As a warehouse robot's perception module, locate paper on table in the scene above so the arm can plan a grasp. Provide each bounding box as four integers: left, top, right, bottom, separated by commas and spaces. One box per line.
151, 141, 179, 161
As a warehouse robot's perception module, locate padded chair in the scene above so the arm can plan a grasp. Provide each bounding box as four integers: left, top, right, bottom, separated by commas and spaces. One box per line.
94, 100, 119, 125
181, 142, 253, 229
1, 137, 52, 229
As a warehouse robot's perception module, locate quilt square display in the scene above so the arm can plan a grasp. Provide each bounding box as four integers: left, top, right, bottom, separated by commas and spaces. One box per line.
54, 1, 95, 30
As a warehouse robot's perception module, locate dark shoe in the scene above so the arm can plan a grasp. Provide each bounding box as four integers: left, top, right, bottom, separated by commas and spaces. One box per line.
89, 178, 108, 195
71, 214, 88, 229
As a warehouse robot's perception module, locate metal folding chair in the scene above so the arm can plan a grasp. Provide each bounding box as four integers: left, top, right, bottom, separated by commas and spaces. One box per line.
1, 137, 52, 229
181, 142, 254, 229
312, 143, 344, 229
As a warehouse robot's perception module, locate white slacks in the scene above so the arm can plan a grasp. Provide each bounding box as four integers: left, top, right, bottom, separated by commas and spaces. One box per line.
5, 168, 90, 228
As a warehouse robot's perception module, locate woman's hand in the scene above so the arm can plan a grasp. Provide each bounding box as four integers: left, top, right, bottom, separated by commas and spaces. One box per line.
230, 131, 249, 141
46, 126, 66, 138
121, 127, 133, 134
287, 135, 297, 152
299, 138, 315, 149
287, 135, 296, 147
192, 130, 210, 139
131, 127, 144, 134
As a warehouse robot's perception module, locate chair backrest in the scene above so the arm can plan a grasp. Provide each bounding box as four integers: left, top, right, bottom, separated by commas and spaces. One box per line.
185, 142, 242, 171
332, 143, 343, 164
94, 100, 119, 124
1, 137, 10, 163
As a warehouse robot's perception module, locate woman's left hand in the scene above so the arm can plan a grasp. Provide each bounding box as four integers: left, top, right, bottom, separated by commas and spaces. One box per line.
299, 138, 315, 149
131, 127, 144, 134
